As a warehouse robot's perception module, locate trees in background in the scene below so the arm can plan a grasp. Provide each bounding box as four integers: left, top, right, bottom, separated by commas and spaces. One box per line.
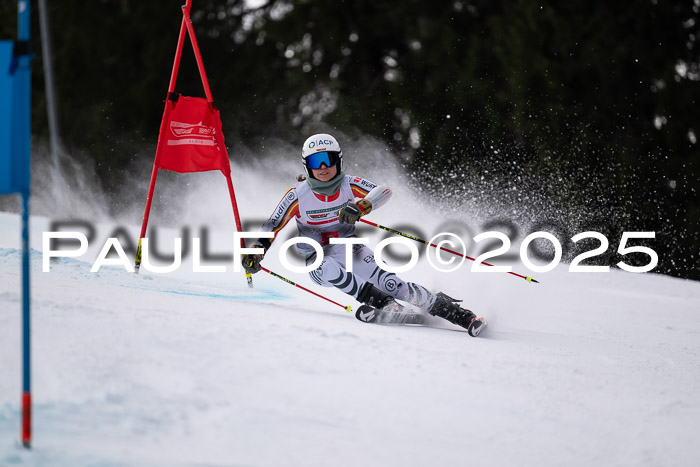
2, 0, 698, 278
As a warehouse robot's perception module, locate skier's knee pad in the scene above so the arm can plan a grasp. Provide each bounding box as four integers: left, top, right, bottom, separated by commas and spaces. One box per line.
372, 271, 409, 298
308, 257, 331, 286
309, 257, 363, 296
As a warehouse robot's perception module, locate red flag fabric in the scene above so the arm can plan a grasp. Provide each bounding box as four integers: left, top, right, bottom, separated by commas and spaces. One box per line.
155, 95, 231, 174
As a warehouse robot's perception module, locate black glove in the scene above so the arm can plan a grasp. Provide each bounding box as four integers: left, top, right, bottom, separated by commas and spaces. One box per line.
338, 199, 372, 224
241, 243, 265, 274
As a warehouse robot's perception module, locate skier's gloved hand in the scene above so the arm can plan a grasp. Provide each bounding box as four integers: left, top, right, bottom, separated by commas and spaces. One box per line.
242, 253, 262, 274
241, 242, 265, 274
338, 199, 372, 224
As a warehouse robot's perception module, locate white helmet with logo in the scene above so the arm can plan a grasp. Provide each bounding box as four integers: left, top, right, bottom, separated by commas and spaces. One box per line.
301, 133, 344, 179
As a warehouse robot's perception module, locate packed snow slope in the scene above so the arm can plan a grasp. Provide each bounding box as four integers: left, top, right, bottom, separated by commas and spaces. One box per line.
1, 150, 700, 466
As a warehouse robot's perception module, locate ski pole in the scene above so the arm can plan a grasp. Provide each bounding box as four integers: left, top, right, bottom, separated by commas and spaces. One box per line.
260, 266, 353, 312
359, 218, 539, 284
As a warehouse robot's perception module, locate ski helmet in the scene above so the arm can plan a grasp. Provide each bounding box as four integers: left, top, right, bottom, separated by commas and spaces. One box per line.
301, 133, 343, 179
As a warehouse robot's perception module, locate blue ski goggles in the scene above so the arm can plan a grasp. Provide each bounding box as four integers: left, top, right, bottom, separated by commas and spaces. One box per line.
305, 151, 342, 169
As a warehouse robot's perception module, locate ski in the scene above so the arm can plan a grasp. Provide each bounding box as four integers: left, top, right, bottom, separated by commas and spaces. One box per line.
355, 304, 488, 336
355, 304, 427, 325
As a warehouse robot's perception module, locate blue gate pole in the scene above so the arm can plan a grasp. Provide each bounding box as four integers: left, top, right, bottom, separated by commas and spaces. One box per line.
16, 0, 33, 449
21, 193, 31, 448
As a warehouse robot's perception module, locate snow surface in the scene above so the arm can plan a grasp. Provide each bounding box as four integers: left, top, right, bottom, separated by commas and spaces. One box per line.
1, 155, 700, 466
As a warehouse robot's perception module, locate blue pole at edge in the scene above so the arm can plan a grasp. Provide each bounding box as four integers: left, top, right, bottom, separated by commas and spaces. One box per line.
21, 192, 31, 448
17, 0, 32, 449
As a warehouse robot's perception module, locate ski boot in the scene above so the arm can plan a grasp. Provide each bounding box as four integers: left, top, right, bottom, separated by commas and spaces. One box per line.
355, 282, 424, 325
428, 292, 486, 337
356, 282, 402, 312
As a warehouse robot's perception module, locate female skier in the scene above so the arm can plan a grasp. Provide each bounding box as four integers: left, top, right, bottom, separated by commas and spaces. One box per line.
241, 133, 486, 337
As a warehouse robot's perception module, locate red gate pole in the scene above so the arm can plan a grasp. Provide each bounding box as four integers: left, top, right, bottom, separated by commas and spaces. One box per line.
168, 5, 190, 95
225, 175, 253, 287
182, 2, 253, 286
182, 2, 213, 103
135, 4, 190, 272
134, 164, 158, 272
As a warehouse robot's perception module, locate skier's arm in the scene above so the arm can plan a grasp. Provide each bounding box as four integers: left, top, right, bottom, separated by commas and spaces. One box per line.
242, 188, 299, 273
363, 184, 392, 211
258, 187, 300, 249
339, 178, 393, 224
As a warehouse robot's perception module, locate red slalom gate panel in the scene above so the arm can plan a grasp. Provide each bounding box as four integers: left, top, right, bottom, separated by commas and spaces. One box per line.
155, 95, 231, 174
